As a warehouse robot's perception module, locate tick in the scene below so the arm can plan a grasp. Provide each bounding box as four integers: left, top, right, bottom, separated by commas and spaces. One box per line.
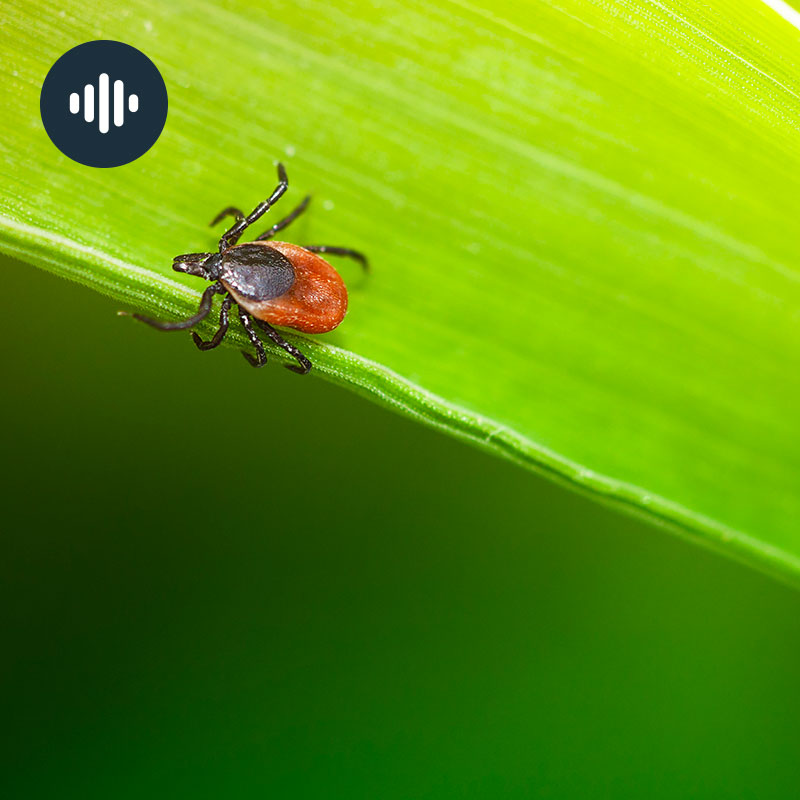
128, 163, 367, 374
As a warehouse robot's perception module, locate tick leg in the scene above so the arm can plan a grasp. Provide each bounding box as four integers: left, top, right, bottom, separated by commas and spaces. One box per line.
192, 294, 233, 351
209, 207, 244, 228
219, 163, 289, 251
255, 195, 311, 241
255, 319, 312, 375
301, 245, 369, 272
237, 306, 267, 367
132, 283, 224, 331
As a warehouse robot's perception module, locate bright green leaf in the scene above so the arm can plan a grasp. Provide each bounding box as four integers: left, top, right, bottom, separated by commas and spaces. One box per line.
2, 0, 800, 584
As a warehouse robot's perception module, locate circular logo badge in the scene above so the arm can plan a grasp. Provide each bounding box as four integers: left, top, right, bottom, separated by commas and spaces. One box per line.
40, 40, 168, 168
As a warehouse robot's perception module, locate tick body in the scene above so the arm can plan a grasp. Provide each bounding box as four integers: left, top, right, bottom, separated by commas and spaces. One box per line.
221, 241, 348, 334
129, 163, 367, 374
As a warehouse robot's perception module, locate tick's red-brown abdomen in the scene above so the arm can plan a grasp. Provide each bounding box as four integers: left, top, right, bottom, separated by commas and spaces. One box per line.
221, 241, 348, 334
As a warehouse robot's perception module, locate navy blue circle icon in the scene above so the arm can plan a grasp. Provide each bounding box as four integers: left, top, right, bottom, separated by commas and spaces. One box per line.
40, 40, 168, 168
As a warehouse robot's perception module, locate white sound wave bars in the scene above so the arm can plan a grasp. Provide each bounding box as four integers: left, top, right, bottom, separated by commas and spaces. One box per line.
69, 74, 139, 134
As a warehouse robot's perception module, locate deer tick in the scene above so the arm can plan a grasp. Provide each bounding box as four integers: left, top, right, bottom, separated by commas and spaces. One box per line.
128, 163, 367, 374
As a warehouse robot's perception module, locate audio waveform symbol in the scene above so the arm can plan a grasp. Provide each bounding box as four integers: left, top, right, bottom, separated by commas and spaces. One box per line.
69, 74, 139, 134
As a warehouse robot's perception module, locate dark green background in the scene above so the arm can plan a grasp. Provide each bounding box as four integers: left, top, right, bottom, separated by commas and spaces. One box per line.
2, 256, 799, 797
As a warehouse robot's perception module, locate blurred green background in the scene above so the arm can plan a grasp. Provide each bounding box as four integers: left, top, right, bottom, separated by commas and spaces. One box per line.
2, 254, 800, 797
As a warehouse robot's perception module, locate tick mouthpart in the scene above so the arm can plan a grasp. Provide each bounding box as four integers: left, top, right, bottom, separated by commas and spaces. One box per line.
171, 252, 224, 279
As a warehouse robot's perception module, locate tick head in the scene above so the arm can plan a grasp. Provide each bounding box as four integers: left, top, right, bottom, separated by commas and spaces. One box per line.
172, 252, 222, 280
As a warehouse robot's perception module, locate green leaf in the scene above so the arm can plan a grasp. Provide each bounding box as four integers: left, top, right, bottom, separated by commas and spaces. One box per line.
2, 0, 800, 584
